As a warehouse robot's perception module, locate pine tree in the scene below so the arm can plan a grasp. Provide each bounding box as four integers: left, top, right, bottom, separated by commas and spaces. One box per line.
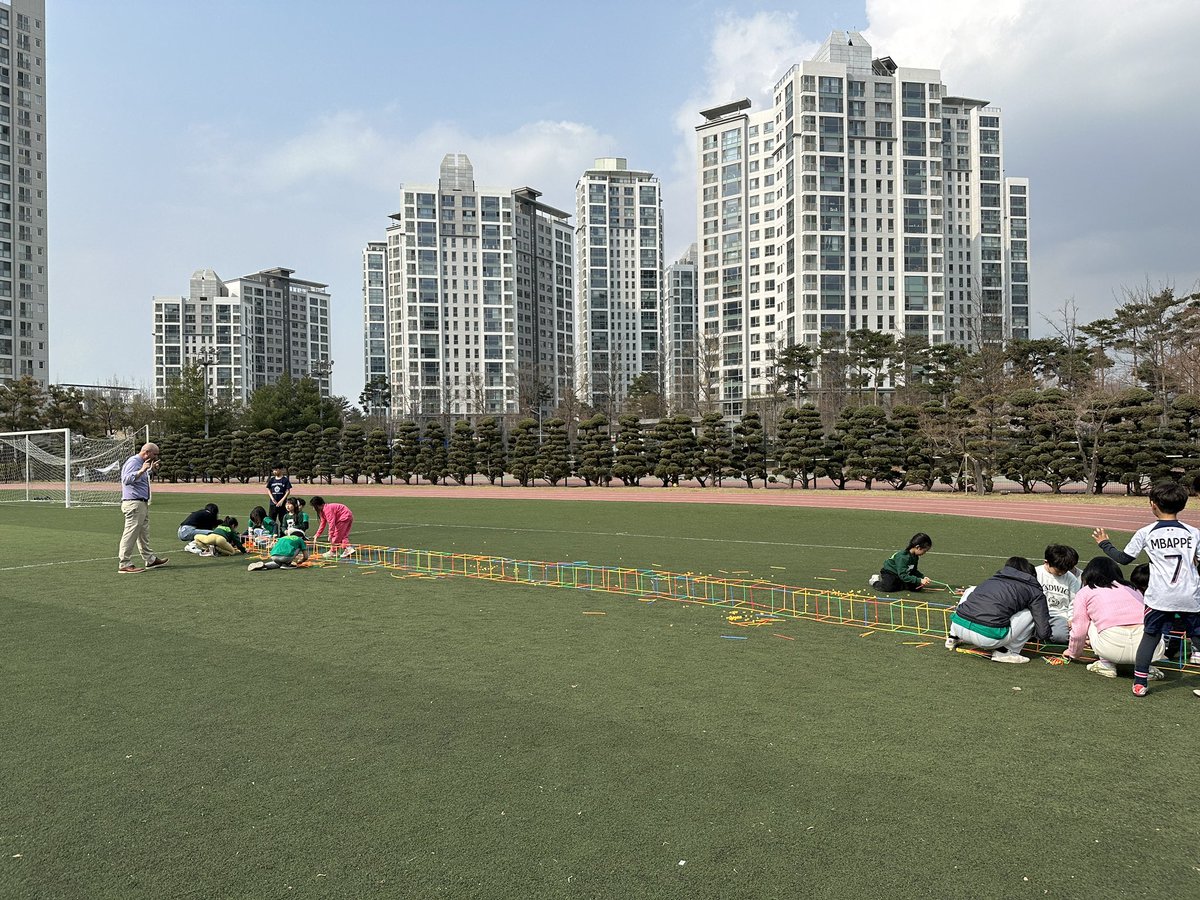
338, 424, 367, 484
250, 429, 281, 481
447, 420, 477, 485
671, 415, 699, 485
390, 420, 420, 484
475, 417, 507, 485
209, 431, 233, 484
157, 434, 183, 483
227, 430, 254, 484
733, 411, 766, 487
891, 405, 934, 490
288, 424, 320, 484
612, 415, 648, 486
774, 407, 801, 487
363, 428, 392, 484
313, 427, 341, 485
818, 429, 849, 490
536, 417, 572, 485
507, 418, 540, 487
575, 415, 612, 486
418, 420, 449, 485
695, 412, 732, 486
650, 419, 677, 486
789, 404, 825, 489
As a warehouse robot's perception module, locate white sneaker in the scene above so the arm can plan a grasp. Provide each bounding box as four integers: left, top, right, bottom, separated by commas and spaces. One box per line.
944, 634, 959, 650
340, 546, 356, 558
1148, 666, 1166, 681
1086, 660, 1118, 678
185, 542, 202, 555
868, 574, 881, 588
247, 560, 265, 572
990, 651, 1029, 664
199, 548, 215, 557
1191, 652, 1200, 666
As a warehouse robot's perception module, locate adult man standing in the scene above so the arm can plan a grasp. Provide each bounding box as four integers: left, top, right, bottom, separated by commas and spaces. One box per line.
118, 442, 168, 574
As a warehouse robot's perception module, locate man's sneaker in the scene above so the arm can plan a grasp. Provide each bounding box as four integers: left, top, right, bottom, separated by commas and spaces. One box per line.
118, 565, 144, 574
340, 545, 356, 558
1086, 660, 1118, 678
868, 574, 881, 588
944, 634, 959, 651
1132, 683, 1148, 698
1148, 666, 1166, 681
146, 557, 168, 569
247, 560, 266, 572
990, 651, 1029, 664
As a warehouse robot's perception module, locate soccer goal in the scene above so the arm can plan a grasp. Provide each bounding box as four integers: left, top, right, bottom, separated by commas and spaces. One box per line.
0, 428, 145, 506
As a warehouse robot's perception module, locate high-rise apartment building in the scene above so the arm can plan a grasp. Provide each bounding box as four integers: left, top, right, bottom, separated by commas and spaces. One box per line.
362, 241, 389, 388
664, 244, 699, 413
696, 31, 1030, 415
152, 267, 332, 404
575, 158, 663, 413
368, 154, 573, 419
0, 0, 47, 384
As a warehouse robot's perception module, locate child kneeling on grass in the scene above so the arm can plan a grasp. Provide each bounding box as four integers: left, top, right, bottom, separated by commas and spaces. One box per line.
945, 556, 1052, 664
194, 517, 248, 557
247, 527, 310, 571
869, 532, 932, 592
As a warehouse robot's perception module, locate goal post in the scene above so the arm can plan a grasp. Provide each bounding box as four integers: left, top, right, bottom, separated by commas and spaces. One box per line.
0, 428, 143, 507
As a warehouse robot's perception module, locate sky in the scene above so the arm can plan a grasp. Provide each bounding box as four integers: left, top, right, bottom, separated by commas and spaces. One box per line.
48, 0, 1200, 401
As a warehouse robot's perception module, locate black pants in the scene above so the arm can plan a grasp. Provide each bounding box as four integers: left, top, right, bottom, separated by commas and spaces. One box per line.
878, 571, 919, 592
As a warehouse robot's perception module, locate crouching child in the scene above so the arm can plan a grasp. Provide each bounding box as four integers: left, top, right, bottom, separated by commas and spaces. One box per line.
946, 556, 1052, 664
247, 526, 310, 571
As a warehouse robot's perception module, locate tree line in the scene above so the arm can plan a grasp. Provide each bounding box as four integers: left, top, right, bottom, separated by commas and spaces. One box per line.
152, 382, 1199, 495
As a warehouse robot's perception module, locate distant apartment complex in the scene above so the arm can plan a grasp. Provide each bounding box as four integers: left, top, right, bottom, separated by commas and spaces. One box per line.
0, 0, 47, 384
152, 267, 332, 403
365, 154, 573, 419
696, 31, 1030, 415
574, 158, 663, 412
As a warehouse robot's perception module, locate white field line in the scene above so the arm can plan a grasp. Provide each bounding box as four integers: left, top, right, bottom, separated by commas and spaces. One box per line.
0, 555, 115, 572
352, 519, 1018, 561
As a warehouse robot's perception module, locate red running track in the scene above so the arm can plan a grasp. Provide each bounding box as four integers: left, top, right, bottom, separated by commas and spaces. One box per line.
151, 482, 1194, 533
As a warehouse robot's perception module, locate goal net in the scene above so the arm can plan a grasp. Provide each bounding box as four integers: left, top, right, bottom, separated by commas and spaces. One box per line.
0, 428, 143, 506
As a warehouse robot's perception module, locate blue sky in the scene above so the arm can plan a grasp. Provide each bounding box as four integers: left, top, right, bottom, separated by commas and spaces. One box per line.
49, 0, 1199, 400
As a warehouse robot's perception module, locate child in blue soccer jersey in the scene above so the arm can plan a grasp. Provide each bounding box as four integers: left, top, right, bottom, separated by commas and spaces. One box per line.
1093, 480, 1200, 697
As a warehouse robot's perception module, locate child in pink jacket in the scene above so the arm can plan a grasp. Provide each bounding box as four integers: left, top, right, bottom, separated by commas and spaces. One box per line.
311, 496, 355, 559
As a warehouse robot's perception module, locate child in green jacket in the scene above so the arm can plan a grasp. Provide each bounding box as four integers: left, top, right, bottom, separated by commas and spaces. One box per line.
869, 533, 932, 592
195, 517, 248, 556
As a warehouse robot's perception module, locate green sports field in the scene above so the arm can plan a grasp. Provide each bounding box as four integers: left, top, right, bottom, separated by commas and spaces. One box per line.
2, 495, 1196, 899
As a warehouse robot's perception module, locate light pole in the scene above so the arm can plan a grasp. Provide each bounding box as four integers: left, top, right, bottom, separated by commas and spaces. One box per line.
310, 356, 334, 429
196, 349, 215, 438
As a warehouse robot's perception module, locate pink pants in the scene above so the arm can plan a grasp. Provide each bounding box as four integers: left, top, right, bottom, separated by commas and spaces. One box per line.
325, 513, 352, 548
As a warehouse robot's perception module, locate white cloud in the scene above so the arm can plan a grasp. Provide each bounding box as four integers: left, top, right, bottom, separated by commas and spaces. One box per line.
663, 12, 821, 259
190, 114, 612, 214
663, 2, 1200, 326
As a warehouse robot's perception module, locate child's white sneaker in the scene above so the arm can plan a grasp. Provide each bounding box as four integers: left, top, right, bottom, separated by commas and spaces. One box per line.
1086, 660, 1118, 678
868, 574, 881, 588
1148, 666, 1166, 681
340, 546, 356, 558
1191, 652, 1200, 666
247, 560, 265, 572
185, 542, 202, 555
944, 634, 959, 651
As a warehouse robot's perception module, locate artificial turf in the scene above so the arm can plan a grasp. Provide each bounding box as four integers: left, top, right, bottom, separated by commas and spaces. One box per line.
1, 494, 1195, 899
